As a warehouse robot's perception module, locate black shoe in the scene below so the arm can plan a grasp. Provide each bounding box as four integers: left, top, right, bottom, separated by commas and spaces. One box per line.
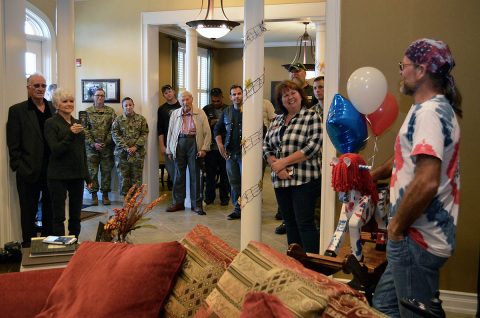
193, 207, 206, 215
274, 212, 282, 220
275, 222, 286, 235
204, 200, 214, 205
220, 200, 229, 206
227, 211, 241, 220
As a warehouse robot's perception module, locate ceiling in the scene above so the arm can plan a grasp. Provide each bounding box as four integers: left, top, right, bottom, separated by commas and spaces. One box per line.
159, 20, 321, 48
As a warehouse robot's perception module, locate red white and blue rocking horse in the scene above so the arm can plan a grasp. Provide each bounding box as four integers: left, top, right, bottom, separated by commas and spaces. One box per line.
324, 153, 389, 261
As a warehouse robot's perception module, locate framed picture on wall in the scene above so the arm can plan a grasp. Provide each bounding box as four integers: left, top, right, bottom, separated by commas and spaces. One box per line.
81, 79, 120, 103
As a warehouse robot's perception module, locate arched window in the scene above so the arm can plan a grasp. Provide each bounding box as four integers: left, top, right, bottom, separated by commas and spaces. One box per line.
24, 4, 56, 84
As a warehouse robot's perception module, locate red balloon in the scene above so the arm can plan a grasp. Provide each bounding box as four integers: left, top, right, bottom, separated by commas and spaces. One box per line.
366, 92, 399, 136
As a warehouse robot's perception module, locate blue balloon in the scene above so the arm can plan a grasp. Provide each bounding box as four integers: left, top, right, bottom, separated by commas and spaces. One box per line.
326, 94, 368, 154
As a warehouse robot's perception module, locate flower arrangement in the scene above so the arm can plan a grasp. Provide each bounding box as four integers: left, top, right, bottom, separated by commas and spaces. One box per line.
104, 184, 167, 242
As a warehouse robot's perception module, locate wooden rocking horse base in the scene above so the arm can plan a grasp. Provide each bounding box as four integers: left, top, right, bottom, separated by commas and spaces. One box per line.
287, 232, 387, 303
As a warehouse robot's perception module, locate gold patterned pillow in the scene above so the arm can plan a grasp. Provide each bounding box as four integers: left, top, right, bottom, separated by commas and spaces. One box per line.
162, 225, 238, 318
194, 241, 375, 318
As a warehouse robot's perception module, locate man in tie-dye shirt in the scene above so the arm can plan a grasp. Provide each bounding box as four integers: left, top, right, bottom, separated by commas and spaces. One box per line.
371, 38, 462, 318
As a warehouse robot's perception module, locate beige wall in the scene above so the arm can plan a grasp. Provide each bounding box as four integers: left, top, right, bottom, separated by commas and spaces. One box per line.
213, 46, 300, 103
341, 0, 480, 293
28, 0, 56, 29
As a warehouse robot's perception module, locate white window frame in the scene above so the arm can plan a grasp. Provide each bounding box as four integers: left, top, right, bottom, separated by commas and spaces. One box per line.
177, 42, 211, 108
25, 2, 56, 84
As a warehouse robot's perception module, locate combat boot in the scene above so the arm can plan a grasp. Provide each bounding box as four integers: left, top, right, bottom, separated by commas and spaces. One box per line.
102, 192, 111, 205
91, 192, 99, 206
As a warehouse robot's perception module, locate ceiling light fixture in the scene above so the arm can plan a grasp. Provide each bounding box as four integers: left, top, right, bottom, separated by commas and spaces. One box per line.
282, 22, 316, 79
186, 0, 240, 40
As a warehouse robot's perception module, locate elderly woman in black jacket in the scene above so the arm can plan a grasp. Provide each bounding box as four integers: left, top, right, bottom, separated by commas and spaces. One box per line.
44, 88, 91, 237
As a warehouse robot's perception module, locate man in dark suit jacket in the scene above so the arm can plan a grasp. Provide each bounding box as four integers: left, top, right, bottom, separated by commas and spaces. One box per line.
6, 73, 55, 246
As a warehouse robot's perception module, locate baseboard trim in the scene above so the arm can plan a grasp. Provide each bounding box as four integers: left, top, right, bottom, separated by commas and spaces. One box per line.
335, 278, 478, 315
440, 290, 477, 315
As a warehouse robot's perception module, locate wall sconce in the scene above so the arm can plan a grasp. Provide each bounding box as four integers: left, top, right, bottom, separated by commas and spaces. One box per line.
186, 0, 240, 40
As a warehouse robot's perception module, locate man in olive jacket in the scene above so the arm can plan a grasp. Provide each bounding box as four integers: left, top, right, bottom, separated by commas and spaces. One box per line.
6, 73, 55, 246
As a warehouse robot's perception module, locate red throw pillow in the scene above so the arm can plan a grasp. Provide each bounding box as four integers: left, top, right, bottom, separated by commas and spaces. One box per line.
36, 241, 186, 318
240, 292, 293, 318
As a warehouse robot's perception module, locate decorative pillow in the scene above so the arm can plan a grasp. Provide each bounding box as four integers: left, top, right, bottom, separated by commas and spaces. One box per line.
35, 241, 186, 318
321, 294, 387, 318
195, 241, 369, 318
163, 225, 238, 318
240, 292, 293, 318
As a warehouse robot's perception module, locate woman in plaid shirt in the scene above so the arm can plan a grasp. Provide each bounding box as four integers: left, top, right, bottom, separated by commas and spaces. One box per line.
263, 80, 323, 253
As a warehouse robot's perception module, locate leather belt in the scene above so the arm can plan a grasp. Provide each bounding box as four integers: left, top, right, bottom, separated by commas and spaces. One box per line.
178, 133, 196, 138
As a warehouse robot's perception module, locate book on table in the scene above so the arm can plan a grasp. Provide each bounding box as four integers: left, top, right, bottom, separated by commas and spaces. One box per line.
21, 247, 73, 270
30, 237, 78, 257
43, 235, 77, 245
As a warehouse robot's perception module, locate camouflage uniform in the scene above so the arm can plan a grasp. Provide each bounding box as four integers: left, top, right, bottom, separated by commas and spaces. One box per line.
84, 105, 117, 193
112, 113, 149, 195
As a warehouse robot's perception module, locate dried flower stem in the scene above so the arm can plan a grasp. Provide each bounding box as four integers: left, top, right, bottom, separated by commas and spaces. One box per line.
104, 184, 167, 242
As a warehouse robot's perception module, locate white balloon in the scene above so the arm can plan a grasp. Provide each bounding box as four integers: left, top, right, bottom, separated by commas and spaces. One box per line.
347, 67, 388, 115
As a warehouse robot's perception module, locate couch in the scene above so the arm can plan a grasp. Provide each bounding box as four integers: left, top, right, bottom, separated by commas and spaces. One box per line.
0, 225, 386, 318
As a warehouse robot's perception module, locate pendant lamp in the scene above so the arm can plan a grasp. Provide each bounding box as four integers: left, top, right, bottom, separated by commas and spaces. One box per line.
282, 22, 316, 78
186, 0, 240, 40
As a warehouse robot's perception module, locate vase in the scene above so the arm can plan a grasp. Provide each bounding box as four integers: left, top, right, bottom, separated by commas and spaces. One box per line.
113, 235, 132, 244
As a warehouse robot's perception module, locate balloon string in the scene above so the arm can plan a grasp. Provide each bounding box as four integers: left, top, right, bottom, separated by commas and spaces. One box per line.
368, 136, 378, 168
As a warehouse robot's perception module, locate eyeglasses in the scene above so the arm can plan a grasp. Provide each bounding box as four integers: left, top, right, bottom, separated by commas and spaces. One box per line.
29, 83, 47, 89
398, 62, 416, 71
94, 94, 105, 97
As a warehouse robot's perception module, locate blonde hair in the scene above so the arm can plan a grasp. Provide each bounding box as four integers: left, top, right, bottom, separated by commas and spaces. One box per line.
52, 88, 75, 108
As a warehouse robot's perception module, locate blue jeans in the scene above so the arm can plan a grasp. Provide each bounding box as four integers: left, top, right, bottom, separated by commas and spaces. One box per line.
225, 153, 241, 213
373, 236, 447, 318
274, 179, 320, 253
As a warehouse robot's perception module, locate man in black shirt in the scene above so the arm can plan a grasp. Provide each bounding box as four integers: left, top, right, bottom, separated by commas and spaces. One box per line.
288, 63, 318, 107
202, 88, 230, 205
6, 73, 55, 246
157, 84, 181, 189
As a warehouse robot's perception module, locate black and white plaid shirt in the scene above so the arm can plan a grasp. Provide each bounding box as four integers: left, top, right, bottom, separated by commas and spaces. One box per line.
263, 107, 322, 188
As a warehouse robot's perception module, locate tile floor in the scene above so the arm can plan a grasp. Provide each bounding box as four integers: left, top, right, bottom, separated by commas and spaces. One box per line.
79, 169, 287, 253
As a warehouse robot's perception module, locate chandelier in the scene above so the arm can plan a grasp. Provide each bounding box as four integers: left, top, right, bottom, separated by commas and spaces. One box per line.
282, 22, 316, 79
186, 0, 240, 40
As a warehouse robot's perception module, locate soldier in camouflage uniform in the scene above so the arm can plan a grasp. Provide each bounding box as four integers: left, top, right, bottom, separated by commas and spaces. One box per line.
84, 88, 117, 205
112, 97, 149, 195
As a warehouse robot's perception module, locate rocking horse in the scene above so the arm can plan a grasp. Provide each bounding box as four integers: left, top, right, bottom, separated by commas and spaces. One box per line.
325, 153, 388, 261
287, 153, 389, 302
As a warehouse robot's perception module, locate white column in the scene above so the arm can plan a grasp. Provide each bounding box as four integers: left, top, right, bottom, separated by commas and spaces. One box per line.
182, 26, 199, 208
184, 26, 198, 106
141, 23, 160, 201
56, 0, 75, 91
1, 0, 28, 246
320, 0, 341, 252
314, 21, 326, 75
241, 0, 264, 250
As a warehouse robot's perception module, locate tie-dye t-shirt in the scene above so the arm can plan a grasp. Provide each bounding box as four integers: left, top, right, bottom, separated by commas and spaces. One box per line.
390, 95, 460, 257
